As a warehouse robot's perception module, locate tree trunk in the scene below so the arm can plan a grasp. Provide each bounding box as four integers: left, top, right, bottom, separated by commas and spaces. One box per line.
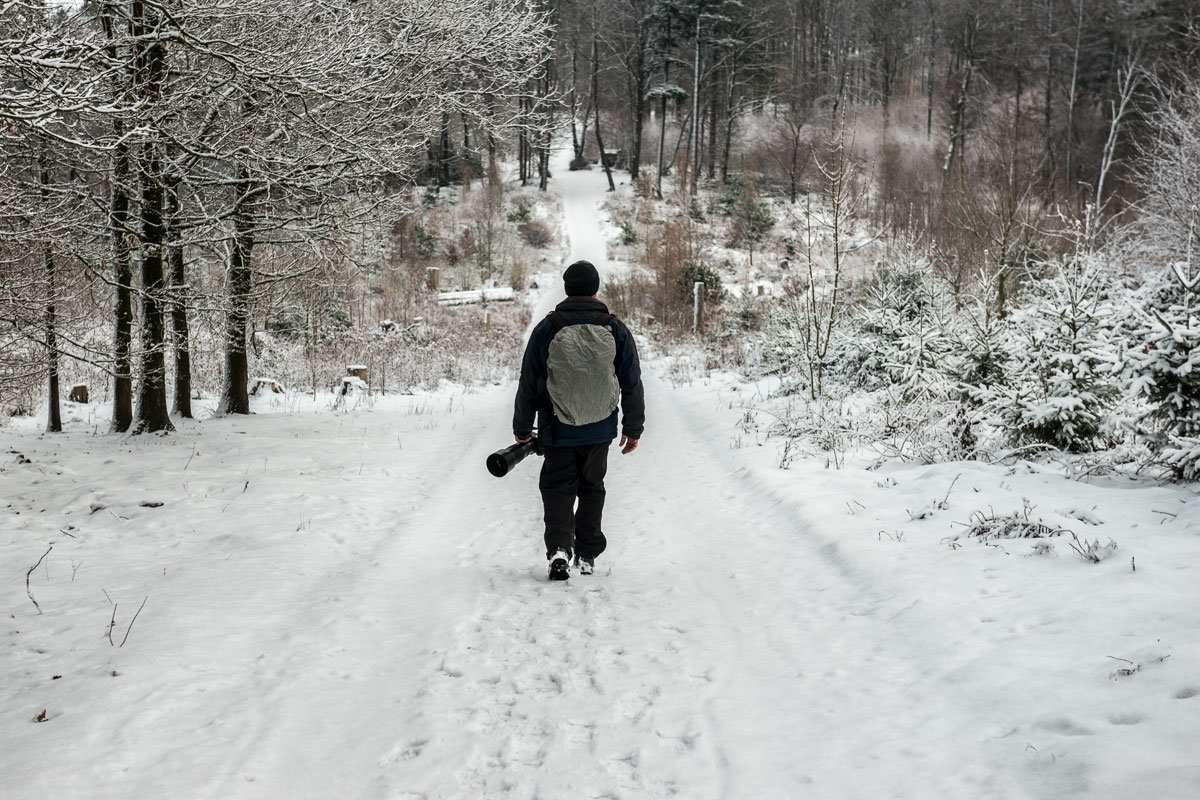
39, 144, 61, 433
720, 70, 735, 185
689, 14, 701, 196
656, 92, 668, 194
539, 133, 551, 189
439, 112, 451, 187
1065, 1, 1083, 203
485, 92, 499, 193
593, 35, 615, 192
219, 171, 256, 416
707, 64, 719, 180
789, 127, 800, 203
1043, 22, 1054, 197
925, 10, 935, 139
44, 239, 61, 433
518, 95, 528, 186
166, 179, 192, 418
655, 15, 671, 195
101, 1, 133, 432
133, 143, 173, 433
460, 114, 472, 190
628, 26, 647, 181
942, 19, 977, 181
537, 66, 551, 190
1011, 67, 1022, 190
110, 134, 134, 432
131, 0, 173, 434
570, 42, 584, 161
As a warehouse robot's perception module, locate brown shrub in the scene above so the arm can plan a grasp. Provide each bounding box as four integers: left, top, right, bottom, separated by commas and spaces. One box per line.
518, 220, 553, 248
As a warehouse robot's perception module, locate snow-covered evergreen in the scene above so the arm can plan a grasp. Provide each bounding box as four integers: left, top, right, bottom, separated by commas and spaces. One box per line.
988, 257, 1122, 453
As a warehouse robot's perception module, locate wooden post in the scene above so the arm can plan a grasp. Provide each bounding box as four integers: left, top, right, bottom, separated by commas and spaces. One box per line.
692, 281, 704, 333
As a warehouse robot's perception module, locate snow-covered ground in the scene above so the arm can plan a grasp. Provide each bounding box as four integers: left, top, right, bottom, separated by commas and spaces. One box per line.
3, 148, 1200, 800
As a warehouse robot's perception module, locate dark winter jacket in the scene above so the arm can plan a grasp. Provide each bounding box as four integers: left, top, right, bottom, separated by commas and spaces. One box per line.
513, 297, 645, 447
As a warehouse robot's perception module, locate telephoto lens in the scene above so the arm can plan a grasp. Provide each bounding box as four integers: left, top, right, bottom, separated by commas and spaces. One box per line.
486, 440, 535, 477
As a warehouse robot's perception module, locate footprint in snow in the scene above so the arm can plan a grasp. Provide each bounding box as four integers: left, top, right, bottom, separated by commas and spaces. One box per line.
380, 738, 428, 765
563, 719, 597, 749
1034, 717, 1094, 736
1107, 713, 1145, 726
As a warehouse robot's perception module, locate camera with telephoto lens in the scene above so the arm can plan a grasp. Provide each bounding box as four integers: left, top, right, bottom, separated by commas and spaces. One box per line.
486, 434, 540, 477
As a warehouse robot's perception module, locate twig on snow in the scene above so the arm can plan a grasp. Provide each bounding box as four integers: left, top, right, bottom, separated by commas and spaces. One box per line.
941, 473, 962, 507
106, 603, 118, 645
26, 546, 52, 614
119, 597, 148, 647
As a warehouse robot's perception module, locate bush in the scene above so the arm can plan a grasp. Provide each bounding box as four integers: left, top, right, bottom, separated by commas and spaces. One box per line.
619, 220, 637, 246
831, 256, 954, 400
1130, 321, 1200, 437
987, 259, 1121, 452
507, 201, 531, 223
412, 224, 438, 259
518, 220, 553, 248
712, 175, 743, 217
677, 261, 724, 303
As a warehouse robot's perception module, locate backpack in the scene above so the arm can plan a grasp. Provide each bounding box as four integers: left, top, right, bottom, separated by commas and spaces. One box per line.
545, 311, 620, 426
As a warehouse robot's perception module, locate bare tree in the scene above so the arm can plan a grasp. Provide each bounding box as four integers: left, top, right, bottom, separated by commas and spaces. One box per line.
790, 122, 870, 399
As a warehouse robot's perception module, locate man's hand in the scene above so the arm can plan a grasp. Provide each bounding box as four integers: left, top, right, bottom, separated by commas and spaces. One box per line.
516, 434, 542, 456
619, 434, 639, 454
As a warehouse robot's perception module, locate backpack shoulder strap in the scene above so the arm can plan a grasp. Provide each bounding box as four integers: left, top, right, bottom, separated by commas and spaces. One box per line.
548, 310, 614, 329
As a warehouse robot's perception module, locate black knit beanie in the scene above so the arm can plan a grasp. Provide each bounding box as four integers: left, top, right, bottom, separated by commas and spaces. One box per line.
563, 260, 600, 297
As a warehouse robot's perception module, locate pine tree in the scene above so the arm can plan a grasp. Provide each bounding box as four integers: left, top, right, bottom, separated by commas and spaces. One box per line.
991, 257, 1120, 452
1129, 211, 1200, 477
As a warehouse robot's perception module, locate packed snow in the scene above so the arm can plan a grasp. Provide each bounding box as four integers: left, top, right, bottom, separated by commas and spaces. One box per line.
3, 152, 1200, 800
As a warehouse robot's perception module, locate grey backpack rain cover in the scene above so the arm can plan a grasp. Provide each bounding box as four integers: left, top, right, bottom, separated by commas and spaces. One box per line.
546, 317, 620, 426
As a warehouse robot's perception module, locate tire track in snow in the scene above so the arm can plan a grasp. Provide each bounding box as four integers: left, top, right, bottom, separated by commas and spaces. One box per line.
205, 386, 537, 799
652, 374, 1029, 799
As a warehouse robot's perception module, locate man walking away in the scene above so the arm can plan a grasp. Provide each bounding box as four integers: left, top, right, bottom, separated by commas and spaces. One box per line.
513, 260, 645, 580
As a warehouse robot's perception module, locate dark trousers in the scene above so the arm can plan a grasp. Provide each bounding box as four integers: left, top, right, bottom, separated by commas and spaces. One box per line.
540, 442, 609, 560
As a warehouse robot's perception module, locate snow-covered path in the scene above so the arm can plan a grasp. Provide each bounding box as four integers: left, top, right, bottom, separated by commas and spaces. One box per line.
149, 375, 1014, 800
5, 146, 1200, 799
530, 146, 620, 323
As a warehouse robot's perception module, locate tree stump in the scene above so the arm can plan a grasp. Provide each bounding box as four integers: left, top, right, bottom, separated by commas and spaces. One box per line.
346, 365, 368, 385
69, 384, 89, 403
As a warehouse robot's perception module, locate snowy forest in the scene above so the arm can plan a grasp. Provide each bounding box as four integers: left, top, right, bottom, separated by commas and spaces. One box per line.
1, 0, 1198, 474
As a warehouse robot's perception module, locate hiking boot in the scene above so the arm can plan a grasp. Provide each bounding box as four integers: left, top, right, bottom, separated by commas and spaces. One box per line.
548, 549, 571, 581
573, 555, 594, 575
